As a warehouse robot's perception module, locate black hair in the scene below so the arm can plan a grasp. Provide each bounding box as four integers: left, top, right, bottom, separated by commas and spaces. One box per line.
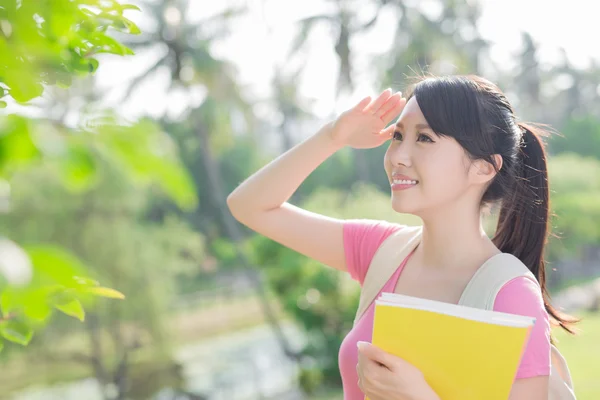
406, 74, 579, 336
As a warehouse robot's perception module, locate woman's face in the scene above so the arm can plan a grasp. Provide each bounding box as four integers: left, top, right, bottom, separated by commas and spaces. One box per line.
384, 97, 478, 217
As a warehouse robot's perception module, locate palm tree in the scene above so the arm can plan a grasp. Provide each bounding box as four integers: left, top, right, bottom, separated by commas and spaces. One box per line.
382, 0, 493, 87
284, 0, 393, 182
271, 65, 315, 152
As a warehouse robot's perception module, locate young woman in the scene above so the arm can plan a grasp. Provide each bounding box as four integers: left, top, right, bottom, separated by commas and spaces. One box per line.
226, 75, 578, 400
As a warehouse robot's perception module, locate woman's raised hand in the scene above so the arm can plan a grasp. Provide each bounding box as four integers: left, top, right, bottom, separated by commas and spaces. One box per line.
328, 89, 407, 149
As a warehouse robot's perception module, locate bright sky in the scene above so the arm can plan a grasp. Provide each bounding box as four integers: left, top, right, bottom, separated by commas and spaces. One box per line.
67, 0, 600, 123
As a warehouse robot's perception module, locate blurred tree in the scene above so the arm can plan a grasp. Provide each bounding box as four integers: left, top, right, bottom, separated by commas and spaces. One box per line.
271, 65, 316, 152
541, 49, 600, 127
113, 0, 304, 363
1, 161, 204, 399
287, 0, 396, 181
547, 153, 600, 259
381, 0, 492, 87
0, 0, 196, 356
549, 115, 600, 159
512, 33, 544, 121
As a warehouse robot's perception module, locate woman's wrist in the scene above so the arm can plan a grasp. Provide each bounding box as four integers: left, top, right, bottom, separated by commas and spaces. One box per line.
421, 388, 440, 400
315, 121, 346, 152
409, 381, 440, 400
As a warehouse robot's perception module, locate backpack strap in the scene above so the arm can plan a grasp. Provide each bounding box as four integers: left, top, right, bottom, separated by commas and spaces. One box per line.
353, 225, 422, 326
458, 253, 536, 309
458, 253, 576, 399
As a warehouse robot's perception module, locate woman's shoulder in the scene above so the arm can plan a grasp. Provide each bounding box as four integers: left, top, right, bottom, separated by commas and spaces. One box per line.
493, 275, 547, 316
342, 219, 407, 284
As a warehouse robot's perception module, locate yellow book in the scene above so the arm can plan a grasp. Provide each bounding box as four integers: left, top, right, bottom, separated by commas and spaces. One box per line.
368, 292, 535, 400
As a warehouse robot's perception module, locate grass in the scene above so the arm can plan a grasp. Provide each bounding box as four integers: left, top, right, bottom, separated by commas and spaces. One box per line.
554, 311, 600, 400
310, 388, 344, 399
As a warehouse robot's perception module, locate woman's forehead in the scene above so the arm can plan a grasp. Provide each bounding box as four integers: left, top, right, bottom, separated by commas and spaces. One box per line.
395, 97, 428, 127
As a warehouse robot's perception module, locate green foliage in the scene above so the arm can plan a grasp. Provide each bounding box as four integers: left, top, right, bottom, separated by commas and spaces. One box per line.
0, 0, 198, 354
547, 153, 600, 258
0, 162, 204, 360
552, 312, 600, 400
550, 115, 600, 160
0, 0, 140, 103
0, 242, 126, 347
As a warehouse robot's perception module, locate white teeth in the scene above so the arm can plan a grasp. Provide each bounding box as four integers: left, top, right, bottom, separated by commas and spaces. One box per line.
392, 179, 417, 185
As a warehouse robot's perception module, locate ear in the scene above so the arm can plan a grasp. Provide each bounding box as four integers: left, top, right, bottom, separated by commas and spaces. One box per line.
471, 154, 502, 185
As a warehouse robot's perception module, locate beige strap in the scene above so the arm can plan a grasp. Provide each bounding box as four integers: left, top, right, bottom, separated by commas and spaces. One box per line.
353, 225, 422, 326
458, 253, 576, 399
458, 253, 536, 309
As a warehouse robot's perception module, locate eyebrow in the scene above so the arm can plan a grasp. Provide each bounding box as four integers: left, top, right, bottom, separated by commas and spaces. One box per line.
395, 122, 431, 130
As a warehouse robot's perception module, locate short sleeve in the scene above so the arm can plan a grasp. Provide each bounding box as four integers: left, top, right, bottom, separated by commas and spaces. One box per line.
493, 276, 551, 379
342, 219, 404, 286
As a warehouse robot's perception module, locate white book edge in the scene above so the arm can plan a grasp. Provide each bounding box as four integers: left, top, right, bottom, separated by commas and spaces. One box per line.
376, 292, 535, 328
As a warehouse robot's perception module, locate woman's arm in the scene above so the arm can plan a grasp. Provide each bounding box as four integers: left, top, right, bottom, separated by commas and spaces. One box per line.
227, 89, 404, 271
227, 124, 349, 270
509, 376, 549, 400
494, 278, 552, 399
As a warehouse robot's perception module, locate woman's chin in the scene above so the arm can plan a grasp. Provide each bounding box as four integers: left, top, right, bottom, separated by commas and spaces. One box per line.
391, 198, 419, 216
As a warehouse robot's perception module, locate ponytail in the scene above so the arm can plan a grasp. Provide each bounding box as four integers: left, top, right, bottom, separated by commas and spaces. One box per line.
493, 122, 580, 335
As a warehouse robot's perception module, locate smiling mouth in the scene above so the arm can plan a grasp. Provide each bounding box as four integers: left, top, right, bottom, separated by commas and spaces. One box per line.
390, 178, 418, 192
391, 178, 418, 185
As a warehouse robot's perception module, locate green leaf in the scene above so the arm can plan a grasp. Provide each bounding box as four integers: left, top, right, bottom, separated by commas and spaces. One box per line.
72, 276, 100, 288
1, 289, 24, 315
55, 299, 85, 321
24, 246, 87, 287
49, 288, 85, 321
91, 33, 134, 56
0, 101, 6, 108
121, 4, 141, 11
4, 70, 44, 102
83, 287, 125, 299
0, 336, 4, 352
88, 58, 99, 73
21, 287, 54, 322
0, 320, 33, 345
24, 301, 52, 322
0, 115, 40, 172
122, 18, 141, 35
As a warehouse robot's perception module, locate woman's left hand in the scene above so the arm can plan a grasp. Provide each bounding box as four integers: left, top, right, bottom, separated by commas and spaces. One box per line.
356, 341, 440, 400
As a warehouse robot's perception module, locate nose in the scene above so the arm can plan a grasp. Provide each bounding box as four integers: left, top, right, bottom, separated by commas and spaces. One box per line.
387, 141, 413, 167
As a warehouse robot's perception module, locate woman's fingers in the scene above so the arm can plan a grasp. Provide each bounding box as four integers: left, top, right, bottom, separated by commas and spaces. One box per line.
354, 96, 372, 111
364, 89, 392, 114
380, 96, 406, 124
375, 93, 402, 120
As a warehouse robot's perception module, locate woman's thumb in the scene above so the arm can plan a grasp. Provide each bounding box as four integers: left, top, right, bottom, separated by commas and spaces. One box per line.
378, 123, 395, 138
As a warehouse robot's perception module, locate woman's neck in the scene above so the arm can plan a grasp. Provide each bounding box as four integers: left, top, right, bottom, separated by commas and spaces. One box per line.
416, 206, 500, 272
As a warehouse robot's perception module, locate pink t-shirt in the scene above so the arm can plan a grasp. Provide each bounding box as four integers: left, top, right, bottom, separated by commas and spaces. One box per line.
338, 219, 551, 400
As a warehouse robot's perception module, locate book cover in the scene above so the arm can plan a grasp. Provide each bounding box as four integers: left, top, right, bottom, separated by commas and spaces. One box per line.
366, 292, 535, 400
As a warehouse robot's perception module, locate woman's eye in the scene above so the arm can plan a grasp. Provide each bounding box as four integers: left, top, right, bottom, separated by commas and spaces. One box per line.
392, 132, 433, 143
418, 134, 433, 143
